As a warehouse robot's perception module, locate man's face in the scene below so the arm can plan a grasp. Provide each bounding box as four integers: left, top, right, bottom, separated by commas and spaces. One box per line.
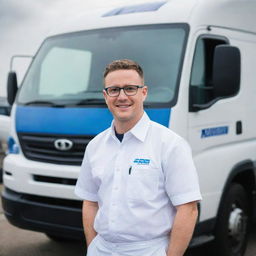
103, 69, 147, 125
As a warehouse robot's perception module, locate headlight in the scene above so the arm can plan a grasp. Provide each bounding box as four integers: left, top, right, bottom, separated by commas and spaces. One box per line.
7, 136, 19, 154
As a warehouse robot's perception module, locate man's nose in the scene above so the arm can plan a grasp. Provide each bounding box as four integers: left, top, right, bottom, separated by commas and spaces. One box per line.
117, 88, 128, 99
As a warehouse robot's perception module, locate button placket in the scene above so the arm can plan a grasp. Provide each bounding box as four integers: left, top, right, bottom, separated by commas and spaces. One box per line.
109, 145, 123, 230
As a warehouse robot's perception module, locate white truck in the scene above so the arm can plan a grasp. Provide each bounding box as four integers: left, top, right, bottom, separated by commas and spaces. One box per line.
0, 115, 10, 144
0, 97, 11, 142
0, 98, 11, 183
2, 1, 256, 255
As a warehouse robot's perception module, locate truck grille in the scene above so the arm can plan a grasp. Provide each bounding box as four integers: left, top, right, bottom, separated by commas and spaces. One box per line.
17, 132, 93, 165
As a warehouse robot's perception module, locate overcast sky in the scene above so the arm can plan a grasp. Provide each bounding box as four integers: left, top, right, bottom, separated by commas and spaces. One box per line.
0, 0, 155, 97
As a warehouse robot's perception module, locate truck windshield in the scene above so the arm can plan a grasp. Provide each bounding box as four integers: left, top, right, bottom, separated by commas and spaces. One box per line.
17, 24, 188, 107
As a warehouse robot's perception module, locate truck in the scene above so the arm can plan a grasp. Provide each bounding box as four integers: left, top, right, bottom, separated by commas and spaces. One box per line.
0, 97, 11, 143
2, 0, 256, 255
0, 97, 11, 183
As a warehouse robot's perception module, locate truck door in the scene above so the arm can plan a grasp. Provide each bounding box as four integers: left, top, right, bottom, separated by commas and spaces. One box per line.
187, 34, 242, 220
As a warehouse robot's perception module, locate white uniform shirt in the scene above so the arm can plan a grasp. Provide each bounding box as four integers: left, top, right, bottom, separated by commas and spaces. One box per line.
75, 113, 202, 243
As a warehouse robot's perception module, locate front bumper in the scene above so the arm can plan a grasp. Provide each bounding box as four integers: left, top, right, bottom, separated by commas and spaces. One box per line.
3, 154, 80, 200
1, 187, 84, 239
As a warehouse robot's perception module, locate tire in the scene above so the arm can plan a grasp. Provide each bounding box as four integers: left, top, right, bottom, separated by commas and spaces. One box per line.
46, 233, 77, 243
214, 183, 249, 256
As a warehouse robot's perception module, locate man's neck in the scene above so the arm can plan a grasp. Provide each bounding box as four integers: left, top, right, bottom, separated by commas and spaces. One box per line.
114, 112, 144, 134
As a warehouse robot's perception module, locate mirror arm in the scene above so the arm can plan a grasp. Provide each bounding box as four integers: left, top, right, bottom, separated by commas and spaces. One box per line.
10, 55, 34, 71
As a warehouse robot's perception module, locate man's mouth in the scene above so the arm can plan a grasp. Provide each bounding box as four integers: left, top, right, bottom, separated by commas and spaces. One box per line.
116, 104, 131, 108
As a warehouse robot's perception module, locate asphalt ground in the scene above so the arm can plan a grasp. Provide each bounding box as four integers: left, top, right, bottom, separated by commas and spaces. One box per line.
1, 183, 256, 256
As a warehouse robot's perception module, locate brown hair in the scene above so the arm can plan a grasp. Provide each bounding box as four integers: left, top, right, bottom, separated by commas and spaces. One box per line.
103, 59, 144, 81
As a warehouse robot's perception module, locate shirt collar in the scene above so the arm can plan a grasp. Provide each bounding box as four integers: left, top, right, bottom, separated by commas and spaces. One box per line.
128, 112, 150, 142
109, 112, 150, 142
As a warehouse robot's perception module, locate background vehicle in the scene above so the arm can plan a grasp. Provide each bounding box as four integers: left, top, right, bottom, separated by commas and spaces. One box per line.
0, 97, 11, 116
0, 97, 11, 183
1, 0, 256, 255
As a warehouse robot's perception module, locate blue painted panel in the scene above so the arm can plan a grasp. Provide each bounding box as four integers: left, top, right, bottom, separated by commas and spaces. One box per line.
145, 108, 170, 127
16, 106, 171, 135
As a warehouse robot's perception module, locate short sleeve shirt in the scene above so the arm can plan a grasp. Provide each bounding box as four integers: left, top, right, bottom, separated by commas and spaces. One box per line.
75, 113, 202, 243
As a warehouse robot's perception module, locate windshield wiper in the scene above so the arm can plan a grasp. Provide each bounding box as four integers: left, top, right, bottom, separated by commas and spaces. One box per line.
23, 100, 65, 107
71, 98, 106, 106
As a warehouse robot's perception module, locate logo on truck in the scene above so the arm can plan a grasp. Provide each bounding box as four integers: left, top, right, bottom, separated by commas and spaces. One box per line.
54, 139, 73, 151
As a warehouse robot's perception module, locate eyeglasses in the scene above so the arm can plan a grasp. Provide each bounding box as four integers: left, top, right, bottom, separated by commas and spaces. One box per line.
104, 85, 144, 97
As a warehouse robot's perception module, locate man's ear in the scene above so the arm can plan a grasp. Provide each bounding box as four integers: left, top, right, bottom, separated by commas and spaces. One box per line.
103, 89, 108, 102
142, 86, 148, 100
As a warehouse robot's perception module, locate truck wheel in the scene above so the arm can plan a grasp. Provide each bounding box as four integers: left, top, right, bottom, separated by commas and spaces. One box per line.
46, 233, 77, 242
214, 183, 249, 256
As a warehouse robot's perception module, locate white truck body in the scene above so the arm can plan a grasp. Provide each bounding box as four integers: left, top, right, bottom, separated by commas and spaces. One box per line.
0, 115, 11, 143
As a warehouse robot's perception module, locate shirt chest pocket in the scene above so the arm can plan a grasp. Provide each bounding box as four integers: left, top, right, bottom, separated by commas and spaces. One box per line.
126, 168, 160, 201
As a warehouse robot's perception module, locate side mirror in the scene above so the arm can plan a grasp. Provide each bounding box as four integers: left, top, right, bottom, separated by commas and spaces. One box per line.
7, 71, 18, 105
190, 45, 241, 112
7, 54, 34, 106
213, 45, 240, 98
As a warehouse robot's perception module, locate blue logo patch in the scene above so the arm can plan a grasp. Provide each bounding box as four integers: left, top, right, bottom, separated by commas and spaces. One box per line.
201, 126, 229, 138
133, 158, 150, 165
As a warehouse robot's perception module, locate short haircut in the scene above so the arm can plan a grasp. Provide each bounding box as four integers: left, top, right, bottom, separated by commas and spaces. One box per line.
103, 59, 144, 81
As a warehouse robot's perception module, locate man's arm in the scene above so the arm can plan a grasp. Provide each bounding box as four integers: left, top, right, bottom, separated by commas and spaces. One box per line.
167, 201, 198, 256
82, 200, 99, 246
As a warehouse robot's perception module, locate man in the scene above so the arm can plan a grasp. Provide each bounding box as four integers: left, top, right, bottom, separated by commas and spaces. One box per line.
75, 59, 202, 256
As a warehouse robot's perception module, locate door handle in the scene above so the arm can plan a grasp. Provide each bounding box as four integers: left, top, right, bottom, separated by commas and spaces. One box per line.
236, 121, 242, 135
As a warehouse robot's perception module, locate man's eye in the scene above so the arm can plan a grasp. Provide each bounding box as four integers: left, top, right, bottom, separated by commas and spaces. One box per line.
125, 86, 136, 92
109, 88, 119, 93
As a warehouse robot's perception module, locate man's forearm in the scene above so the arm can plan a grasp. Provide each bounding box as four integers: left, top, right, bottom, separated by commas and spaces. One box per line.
82, 200, 99, 246
167, 201, 198, 256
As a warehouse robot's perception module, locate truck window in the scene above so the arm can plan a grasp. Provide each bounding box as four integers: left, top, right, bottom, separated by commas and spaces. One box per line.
17, 25, 188, 107
40, 48, 92, 96
190, 37, 227, 105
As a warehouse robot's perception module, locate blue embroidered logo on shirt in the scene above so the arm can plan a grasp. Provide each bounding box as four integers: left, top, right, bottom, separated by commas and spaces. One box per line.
133, 158, 150, 165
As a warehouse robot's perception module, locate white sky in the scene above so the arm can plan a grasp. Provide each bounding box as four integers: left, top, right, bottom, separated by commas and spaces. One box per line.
0, 0, 156, 97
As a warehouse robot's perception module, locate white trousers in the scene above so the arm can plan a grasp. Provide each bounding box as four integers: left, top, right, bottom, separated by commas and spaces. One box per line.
86, 235, 169, 256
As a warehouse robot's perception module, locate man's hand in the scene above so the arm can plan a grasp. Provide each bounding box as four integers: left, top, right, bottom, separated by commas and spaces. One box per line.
167, 201, 198, 256
82, 200, 99, 246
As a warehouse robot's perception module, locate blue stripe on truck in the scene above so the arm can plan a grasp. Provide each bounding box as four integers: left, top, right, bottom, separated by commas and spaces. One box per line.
15, 106, 171, 135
